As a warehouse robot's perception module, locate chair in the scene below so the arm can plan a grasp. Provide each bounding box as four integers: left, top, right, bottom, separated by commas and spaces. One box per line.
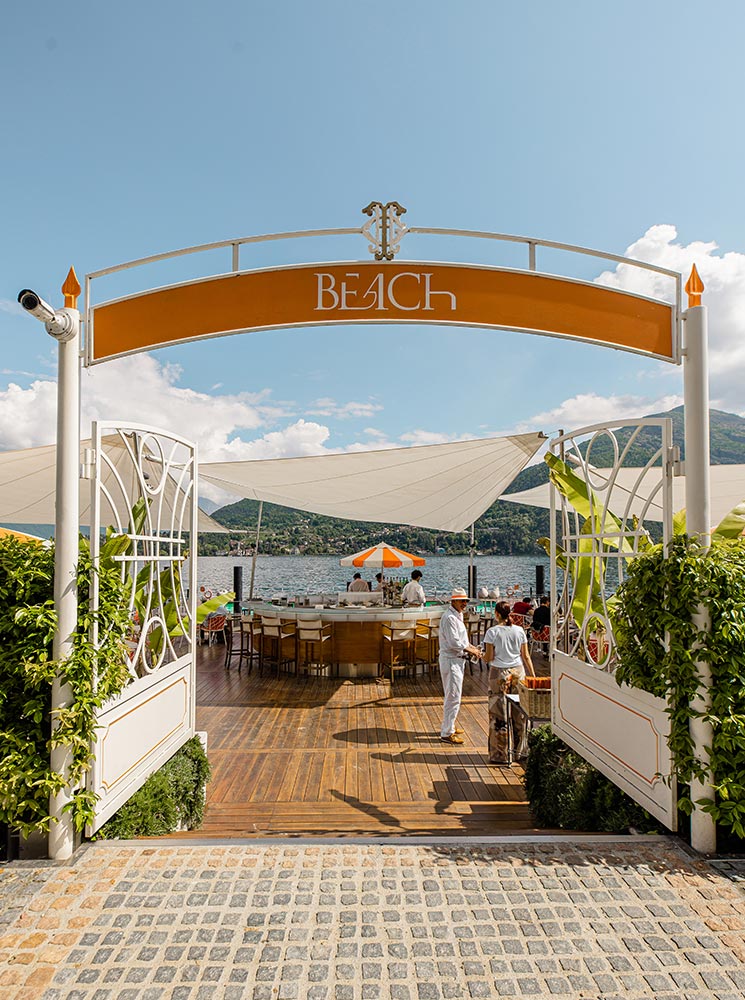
295, 619, 336, 678
225, 615, 261, 673
242, 616, 262, 673
199, 614, 227, 646
510, 612, 526, 629
479, 615, 495, 641
415, 619, 439, 677
380, 621, 418, 684
259, 616, 296, 675
529, 625, 551, 657
224, 615, 247, 670
463, 612, 484, 673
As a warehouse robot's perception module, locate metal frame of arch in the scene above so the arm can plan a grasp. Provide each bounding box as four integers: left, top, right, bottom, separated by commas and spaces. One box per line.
83, 219, 682, 366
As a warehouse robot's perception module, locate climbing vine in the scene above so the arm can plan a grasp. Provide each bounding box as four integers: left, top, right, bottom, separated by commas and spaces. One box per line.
0, 533, 131, 836
611, 534, 745, 837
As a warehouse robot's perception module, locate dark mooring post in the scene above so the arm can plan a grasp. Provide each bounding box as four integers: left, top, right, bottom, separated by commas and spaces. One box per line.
233, 565, 243, 613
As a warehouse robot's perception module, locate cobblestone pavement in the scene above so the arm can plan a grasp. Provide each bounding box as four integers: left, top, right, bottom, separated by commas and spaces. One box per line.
0, 861, 57, 933
0, 838, 744, 1000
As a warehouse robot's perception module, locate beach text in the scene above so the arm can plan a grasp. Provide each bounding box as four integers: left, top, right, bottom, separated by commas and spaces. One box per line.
314, 271, 457, 312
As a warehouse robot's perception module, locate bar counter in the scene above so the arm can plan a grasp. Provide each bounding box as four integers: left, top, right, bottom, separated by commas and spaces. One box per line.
248, 601, 445, 677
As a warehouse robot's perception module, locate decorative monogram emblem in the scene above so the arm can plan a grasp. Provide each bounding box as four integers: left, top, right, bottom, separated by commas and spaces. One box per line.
361, 201, 408, 260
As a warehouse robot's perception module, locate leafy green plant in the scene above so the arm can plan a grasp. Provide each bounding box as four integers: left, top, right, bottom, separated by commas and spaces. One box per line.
612, 535, 745, 837
96, 735, 211, 838
524, 725, 662, 833
543, 444, 745, 837
0, 532, 132, 836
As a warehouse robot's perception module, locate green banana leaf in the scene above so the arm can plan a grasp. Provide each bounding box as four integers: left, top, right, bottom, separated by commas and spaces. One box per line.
712, 500, 745, 540
545, 452, 636, 555
673, 507, 687, 536
193, 592, 235, 628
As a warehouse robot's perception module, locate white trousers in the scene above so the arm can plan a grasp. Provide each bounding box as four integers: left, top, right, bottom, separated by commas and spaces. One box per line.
439, 655, 465, 737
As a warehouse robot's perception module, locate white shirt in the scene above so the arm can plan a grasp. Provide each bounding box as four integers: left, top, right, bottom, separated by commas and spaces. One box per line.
439, 604, 469, 657
483, 623, 526, 668
401, 580, 425, 604
349, 578, 370, 592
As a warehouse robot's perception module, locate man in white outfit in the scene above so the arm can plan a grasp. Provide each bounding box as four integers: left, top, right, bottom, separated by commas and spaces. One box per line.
401, 569, 425, 605
438, 588, 482, 744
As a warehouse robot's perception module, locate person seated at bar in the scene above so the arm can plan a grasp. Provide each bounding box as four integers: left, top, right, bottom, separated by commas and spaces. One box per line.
349, 572, 370, 592
512, 595, 533, 616
532, 595, 551, 631
401, 569, 425, 605
373, 572, 384, 592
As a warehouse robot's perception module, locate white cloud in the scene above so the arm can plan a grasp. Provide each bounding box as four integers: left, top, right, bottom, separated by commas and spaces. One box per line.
0, 354, 292, 454
596, 224, 745, 415
399, 429, 456, 446
0, 298, 23, 316
518, 391, 683, 435
306, 397, 383, 419
0, 378, 59, 450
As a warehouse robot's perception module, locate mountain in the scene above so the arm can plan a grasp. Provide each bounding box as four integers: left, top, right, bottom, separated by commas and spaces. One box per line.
201, 408, 745, 557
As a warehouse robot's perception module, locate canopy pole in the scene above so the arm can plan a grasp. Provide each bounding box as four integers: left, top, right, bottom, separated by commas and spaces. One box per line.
248, 501, 263, 601
468, 522, 476, 598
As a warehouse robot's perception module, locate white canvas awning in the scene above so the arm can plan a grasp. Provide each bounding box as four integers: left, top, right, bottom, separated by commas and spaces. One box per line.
200, 432, 545, 532
502, 464, 745, 528
0, 437, 227, 534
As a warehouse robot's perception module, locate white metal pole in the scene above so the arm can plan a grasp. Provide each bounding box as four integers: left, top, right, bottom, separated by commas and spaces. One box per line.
48, 292, 81, 861
683, 286, 715, 854
469, 523, 475, 598
248, 500, 263, 601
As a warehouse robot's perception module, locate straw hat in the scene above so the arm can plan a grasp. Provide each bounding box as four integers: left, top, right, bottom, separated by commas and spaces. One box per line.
450, 588, 469, 601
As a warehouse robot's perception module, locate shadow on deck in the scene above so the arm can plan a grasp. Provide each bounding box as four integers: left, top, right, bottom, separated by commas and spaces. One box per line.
186, 642, 552, 839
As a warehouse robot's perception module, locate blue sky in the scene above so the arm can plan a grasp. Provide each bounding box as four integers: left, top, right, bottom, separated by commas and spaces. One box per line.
2, 1, 745, 499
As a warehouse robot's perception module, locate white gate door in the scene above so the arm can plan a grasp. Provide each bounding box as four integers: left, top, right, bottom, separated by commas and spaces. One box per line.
86, 422, 197, 834
549, 418, 678, 829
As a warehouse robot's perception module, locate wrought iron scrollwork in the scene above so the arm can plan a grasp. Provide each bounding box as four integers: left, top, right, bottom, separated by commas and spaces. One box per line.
552, 419, 674, 673
361, 200, 408, 260
92, 426, 195, 682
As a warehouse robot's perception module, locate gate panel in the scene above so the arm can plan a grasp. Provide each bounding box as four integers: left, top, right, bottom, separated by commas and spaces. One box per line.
554, 653, 674, 826
86, 423, 197, 834
549, 418, 678, 829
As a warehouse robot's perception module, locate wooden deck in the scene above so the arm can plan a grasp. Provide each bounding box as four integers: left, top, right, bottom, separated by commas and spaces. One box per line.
190, 642, 549, 838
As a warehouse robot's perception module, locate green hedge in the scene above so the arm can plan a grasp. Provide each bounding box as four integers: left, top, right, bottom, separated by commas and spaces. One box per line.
524, 725, 663, 833
0, 534, 131, 835
96, 736, 211, 839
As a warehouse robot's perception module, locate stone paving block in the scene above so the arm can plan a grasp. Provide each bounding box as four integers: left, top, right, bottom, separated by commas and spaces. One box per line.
2, 840, 745, 1000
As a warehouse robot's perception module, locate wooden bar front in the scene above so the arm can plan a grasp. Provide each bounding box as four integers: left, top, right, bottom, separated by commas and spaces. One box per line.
250, 603, 444, 676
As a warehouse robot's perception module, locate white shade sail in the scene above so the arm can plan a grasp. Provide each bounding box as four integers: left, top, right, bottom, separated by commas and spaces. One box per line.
502, 464, 745, 528
201, 433, 545, 533
0, 437, 227, 534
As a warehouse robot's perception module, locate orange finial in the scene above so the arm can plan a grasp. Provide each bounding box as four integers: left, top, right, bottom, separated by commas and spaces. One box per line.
62, 266, 81, 309
685, 263, 704, 308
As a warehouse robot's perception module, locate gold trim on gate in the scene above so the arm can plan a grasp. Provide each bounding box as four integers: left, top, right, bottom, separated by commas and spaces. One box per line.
556, 671, 663, 784
98, 677, 188, 790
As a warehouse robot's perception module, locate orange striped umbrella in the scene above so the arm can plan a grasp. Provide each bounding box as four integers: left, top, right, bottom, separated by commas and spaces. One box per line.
0, 526, 46, 543
339, 543, 426, 568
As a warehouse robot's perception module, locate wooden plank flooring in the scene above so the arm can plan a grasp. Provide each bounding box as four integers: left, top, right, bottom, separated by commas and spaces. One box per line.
189, 643, 546, 838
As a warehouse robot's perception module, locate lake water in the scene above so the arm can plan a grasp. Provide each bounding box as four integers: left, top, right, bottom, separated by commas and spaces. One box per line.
186, 554, 551, 601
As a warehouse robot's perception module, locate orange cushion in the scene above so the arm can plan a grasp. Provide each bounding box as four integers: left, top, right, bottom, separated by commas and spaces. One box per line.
522, 676, 551, 689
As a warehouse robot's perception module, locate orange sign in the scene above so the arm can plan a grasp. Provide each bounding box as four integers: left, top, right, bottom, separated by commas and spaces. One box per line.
88, 262, 676, 364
